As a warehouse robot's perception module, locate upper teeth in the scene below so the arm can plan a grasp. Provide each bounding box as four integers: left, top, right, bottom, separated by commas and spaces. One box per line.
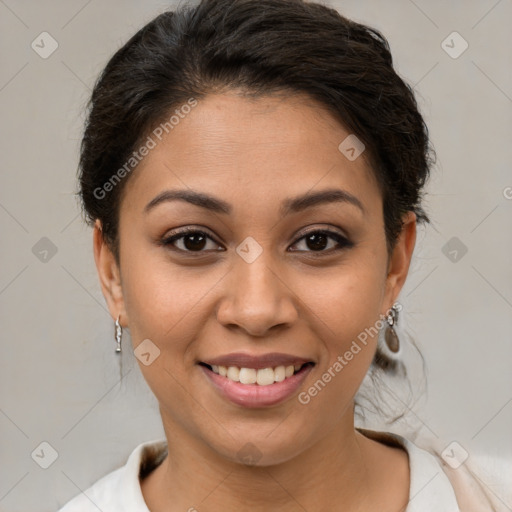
211, 364, 303, 386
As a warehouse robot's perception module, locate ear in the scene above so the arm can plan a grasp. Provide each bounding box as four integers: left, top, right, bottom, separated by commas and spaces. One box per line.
382, 211, 417, 312
93, 219, 128, 326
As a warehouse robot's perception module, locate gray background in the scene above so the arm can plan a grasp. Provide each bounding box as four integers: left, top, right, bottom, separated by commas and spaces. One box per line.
0, 0, 511, 510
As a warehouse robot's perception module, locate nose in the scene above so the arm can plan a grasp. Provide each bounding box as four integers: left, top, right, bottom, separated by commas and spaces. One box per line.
216, 250, 299, 337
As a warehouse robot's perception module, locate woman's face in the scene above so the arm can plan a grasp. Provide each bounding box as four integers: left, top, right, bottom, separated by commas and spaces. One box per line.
95, 91, 416, 465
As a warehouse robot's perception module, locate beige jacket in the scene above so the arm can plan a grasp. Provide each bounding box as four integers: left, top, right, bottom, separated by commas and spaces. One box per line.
359, 428, 511, 512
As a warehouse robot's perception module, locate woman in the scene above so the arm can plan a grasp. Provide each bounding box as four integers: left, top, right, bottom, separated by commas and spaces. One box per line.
58, 0, 502, 510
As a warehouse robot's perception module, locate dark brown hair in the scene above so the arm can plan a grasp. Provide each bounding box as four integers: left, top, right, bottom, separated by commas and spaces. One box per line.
78, 0, 434, 384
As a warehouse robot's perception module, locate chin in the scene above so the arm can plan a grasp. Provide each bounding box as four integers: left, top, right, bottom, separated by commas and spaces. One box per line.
203, 421, 314, 468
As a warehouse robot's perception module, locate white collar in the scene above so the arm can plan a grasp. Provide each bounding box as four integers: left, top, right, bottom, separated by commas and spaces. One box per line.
355, 429, 460, 511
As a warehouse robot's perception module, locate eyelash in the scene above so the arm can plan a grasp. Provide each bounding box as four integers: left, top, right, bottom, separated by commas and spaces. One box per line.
160, 226, 353, 256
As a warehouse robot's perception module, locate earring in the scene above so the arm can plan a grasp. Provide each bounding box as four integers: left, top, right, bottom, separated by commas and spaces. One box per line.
384, 303, 400, 355
115, 315, 122, 353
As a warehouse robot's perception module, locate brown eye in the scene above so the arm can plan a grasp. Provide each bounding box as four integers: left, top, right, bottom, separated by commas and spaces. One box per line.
161, 229, 223, 253
289, 230, 352, 253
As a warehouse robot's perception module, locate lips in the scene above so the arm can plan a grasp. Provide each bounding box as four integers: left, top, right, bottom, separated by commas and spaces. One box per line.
197, 352, 316, 407
200, 352, 314, 369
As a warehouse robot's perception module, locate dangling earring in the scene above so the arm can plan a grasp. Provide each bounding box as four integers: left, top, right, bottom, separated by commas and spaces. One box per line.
115, 315, 122, 353
384, 303, 400, 356
372, 303, 403, 374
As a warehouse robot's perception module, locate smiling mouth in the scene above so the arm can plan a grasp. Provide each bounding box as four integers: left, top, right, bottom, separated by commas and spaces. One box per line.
199, 362, 315, 386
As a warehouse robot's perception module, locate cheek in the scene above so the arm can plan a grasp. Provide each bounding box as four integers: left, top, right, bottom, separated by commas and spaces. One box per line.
294, 261, 385, 420
120, 244, 227, 353
297, 253, 386, 385
118, 249, 213, 415
301, 254, 386, 339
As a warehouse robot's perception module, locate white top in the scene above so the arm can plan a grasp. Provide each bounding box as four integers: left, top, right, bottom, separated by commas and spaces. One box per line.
57, 429, 501, 511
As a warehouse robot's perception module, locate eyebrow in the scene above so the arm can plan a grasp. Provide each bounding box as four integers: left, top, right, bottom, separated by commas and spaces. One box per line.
144, 188, 365, 216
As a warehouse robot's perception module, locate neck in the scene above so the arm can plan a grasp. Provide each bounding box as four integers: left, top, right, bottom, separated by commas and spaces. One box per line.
141, 411, 388, 511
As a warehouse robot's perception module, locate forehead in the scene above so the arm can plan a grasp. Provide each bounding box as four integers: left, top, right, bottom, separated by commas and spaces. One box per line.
121, 91, 381, 218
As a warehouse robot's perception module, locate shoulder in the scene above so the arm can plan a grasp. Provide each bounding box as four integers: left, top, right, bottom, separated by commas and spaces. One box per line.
57, 439, 167, 512
409, 433, 512, 512
435, 449, 512, 512
357, 428, 509, 511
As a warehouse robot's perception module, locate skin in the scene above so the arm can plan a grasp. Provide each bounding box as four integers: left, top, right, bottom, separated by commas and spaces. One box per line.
93, 91, 416, 511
